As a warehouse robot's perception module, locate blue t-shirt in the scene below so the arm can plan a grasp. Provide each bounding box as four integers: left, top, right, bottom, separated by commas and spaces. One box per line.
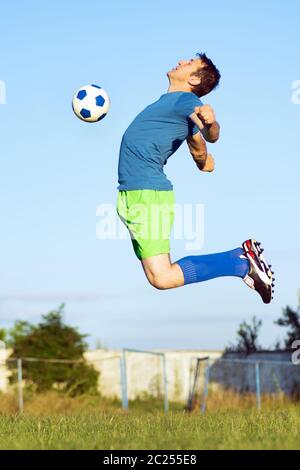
118, 91, 203, 190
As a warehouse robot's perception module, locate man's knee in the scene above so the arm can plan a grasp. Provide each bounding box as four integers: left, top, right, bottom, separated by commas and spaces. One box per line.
142, 254, 175, 289
146, 272, 169, 290
150, 276, 170, 290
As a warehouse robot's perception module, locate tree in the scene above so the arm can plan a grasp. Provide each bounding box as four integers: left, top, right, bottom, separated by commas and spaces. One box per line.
0, 328, 6, 342
9, 304, 99, 395
226, 316, 262, 354
7, 321, 33, 346
275, 305, 300, 349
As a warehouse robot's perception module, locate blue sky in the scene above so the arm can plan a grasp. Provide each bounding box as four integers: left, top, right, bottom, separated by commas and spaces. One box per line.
0, 0, 299, 350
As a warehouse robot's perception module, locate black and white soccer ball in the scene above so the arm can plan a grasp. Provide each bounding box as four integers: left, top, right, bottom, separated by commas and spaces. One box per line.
72, 84, 110, 122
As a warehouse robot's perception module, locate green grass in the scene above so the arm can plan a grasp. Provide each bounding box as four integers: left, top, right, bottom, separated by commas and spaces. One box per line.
0, 392, 300, 449
1, 407, 300, 449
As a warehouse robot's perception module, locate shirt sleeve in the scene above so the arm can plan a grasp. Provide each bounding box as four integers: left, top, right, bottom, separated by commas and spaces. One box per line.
188, 119, 200, 135
174, 93, 203, 135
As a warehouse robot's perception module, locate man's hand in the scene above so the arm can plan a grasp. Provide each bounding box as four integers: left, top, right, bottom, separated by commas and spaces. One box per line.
200, 153, 215, 172
194, 104, 216, 126
193, 105, 220, 143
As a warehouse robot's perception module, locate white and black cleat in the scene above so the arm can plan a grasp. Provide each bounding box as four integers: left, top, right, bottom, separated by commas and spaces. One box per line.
242, 239, 273, 278
241, 239, 274, 304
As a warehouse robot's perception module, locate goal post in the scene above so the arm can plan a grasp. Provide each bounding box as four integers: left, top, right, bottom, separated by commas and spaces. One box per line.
121, 348, 168, 413
186, 356, 210, 413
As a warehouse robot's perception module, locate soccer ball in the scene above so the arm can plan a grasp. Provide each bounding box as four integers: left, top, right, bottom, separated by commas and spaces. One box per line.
72, 84, 110, 123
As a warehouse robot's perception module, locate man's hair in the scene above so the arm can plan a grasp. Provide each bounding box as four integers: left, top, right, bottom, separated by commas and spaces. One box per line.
192, 52, 221, 97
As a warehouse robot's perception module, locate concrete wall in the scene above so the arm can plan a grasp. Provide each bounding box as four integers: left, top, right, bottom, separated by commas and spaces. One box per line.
85, 350, 300, 400
1, 349, 299, 401
0, 348, 220, 402
210, 352, 300, 395
0, 346, 11, 393
85, 349, 221, 403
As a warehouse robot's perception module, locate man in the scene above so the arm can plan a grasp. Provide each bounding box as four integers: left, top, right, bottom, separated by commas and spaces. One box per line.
117, 53, 274, 303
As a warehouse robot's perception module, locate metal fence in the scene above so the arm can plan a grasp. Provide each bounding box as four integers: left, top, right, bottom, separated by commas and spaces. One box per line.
1, 356, 122, 414
188, 356, 300, 413
1, 350, 299, 414
0, 350, 169, 413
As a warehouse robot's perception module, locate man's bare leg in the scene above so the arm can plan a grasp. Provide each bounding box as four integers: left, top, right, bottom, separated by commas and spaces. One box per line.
141, 242, 274, 304
141, 254, 184, 289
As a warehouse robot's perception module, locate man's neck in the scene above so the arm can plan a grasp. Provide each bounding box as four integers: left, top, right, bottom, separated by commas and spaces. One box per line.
167, 82, 192, 93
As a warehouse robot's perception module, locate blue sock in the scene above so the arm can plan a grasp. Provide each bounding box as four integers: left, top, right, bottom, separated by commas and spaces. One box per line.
176, 247, 250, 285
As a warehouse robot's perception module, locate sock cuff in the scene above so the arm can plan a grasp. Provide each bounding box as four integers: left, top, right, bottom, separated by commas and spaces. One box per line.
176, 257, 198, 285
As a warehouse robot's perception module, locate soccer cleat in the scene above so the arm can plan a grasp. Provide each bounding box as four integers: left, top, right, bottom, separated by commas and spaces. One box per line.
241, 239, 274, 304
242, 239, 273, 278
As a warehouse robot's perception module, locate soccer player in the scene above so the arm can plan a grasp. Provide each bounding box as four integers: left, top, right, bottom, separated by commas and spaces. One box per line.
117, 53, 274, 303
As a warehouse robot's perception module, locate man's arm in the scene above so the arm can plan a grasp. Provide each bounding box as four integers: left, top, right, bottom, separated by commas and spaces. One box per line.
201, 121, 220, 143
186, 131, 215, 172
191, 105, 220, 143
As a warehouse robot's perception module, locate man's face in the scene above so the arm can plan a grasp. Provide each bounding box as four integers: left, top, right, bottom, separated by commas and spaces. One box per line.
167, 58, 203, 82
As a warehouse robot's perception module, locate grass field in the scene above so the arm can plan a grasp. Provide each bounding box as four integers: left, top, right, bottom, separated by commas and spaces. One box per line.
0, 392, 300, 450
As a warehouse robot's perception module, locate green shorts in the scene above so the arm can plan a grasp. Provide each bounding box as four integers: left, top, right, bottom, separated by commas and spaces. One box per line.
117, 190, 175, 260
